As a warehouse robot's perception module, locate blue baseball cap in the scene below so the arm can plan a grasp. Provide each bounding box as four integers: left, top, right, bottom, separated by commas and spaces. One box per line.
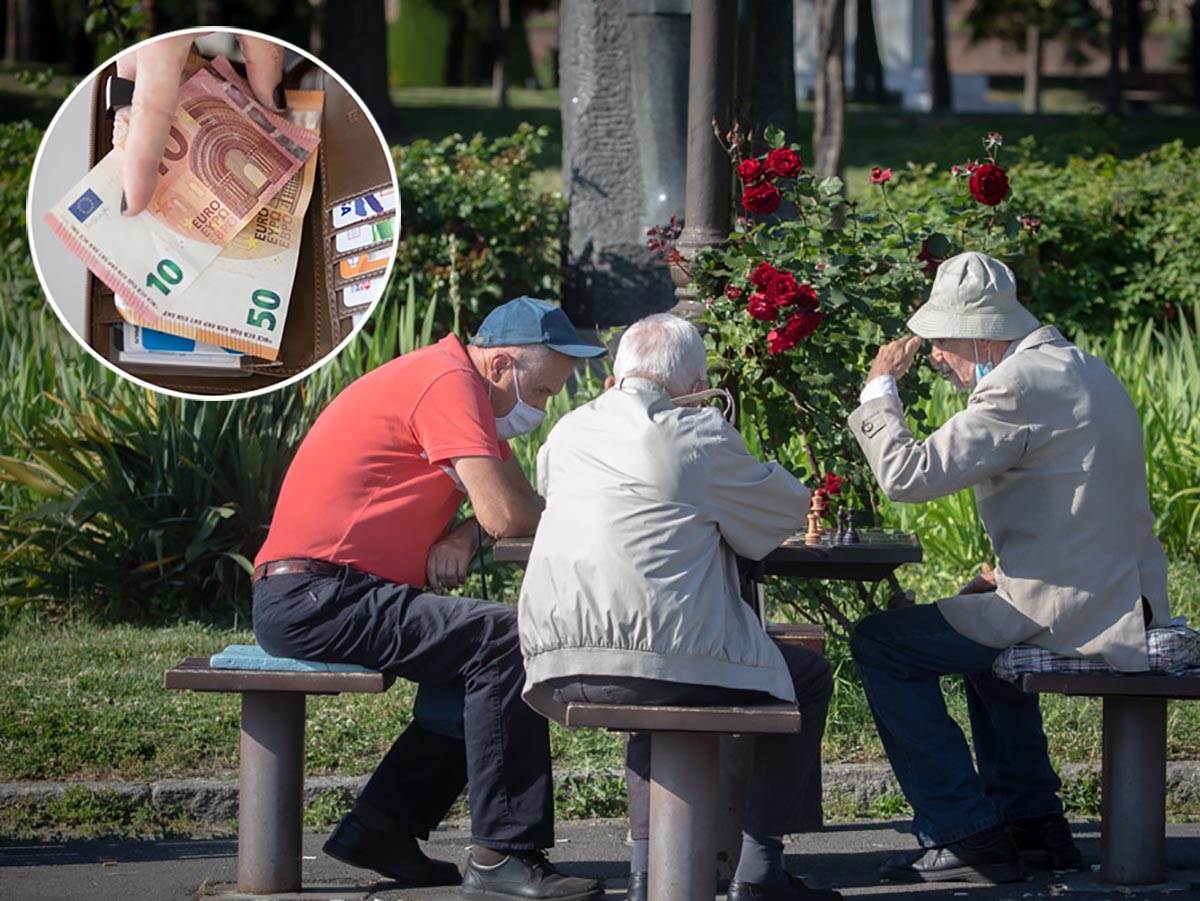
471, 296, 606, 358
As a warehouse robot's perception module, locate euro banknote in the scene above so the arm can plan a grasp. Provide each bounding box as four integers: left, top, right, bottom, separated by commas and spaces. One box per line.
44, 56, 320, 326
116, 88, 324, 360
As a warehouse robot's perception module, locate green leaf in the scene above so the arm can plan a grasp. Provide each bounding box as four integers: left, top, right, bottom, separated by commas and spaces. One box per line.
764, 125, 785, 149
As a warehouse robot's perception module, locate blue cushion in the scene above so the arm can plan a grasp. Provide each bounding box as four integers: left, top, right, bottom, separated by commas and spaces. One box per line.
209, 644, 377, 674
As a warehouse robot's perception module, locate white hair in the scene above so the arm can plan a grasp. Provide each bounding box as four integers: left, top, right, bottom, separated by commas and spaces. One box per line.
613, 313, 707, 396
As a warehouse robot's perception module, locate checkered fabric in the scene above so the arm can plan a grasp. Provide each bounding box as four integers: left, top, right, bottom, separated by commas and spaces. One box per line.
993, 623, 1200, 682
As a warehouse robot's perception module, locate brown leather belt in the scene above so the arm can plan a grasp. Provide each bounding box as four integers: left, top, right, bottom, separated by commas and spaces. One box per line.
252, 558, 344, 584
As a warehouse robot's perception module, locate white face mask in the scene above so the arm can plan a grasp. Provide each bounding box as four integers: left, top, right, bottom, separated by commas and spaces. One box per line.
492, 365, 546, 440
671, 387, 736, 422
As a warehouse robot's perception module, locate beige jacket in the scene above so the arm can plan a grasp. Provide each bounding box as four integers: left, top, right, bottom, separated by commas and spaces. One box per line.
848, 326, 1169, 671
518, 378, 811, 722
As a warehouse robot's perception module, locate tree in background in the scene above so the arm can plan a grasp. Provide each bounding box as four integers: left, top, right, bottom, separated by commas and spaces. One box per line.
314, 0, 398, 131
963, 0, 1104, 114
812, 0, 846, 179
927, 0, 952, 111
852, 0, 887, 103
1107, 0, 1125, 114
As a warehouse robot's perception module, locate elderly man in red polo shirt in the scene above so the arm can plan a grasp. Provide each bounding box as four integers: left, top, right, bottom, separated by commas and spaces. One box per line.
252, 297, 606, 900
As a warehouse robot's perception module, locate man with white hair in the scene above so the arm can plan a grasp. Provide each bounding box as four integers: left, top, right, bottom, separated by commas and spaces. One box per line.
253, 297, 606, 899
847, 251, 1170, 884
519, 314, 841, 901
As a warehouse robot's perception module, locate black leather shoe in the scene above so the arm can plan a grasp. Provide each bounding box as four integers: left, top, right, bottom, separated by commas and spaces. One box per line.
322, 811, 461, 887
461, 849, 604, 899
879, 825, 1025, 884
728, 872, 844, 900
1007, 814, 1084, 870
625, 870, 646, 901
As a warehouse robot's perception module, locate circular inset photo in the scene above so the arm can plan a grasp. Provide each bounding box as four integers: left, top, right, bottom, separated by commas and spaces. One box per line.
26, 27, 399, 399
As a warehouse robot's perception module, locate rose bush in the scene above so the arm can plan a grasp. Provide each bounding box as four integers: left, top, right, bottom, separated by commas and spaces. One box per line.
649, 126, 1029, 629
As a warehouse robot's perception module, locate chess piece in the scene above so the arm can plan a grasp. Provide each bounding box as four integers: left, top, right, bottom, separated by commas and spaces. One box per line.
845, 504, 860, 544
805, 491, 828, 546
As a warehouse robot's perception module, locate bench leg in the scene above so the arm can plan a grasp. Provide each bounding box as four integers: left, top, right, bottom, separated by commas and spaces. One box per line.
650, 731, 719, 901
1100, 695, 1167, 885
238, 691, 306, 894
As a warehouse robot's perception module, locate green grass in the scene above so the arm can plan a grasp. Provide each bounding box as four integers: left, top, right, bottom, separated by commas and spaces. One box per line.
389, 86, 1200, 200
2, 551, 1197, 787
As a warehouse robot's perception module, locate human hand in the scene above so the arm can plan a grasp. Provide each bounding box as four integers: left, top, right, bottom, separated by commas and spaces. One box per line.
116, 34, 285, 215
867, 336, 923, 383
957, 563, 996, 596
426, 524, 479, 592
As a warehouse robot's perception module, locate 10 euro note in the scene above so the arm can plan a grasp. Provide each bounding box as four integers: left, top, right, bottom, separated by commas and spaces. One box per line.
118, 88, 324, 360
44, 56, 320, 325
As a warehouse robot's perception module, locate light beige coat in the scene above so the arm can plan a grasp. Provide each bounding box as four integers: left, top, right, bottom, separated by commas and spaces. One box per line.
848, 326, 1169, 671
518, 378, 811, 723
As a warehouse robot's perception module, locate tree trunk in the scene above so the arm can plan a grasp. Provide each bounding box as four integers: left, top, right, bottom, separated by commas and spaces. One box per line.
1191, 1, 1200, 109
852, 0, 885, 103
308, 0, 324, 56
812, 0, 846, 181
321, 0, 399, 132
926, 0, 951, 111
5, 0, 20, 63
1125, 0, 1144, 76
493, 0, 510, 108
1022, 23, 1042, 114
750, 0, 799, 141
197, 0, 225, 27
1106, 0, 1124, 116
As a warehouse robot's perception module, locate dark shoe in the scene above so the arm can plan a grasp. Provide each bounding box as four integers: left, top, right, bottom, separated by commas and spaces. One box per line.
461, 849, 604, 899
728, 872, 844, 900
323, 811, 461, 887
626, 870, 646, 901
1007, 814, 1084, 870
879, 825, 1025, 884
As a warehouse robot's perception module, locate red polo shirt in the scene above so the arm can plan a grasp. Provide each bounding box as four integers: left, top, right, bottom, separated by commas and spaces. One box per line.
255, 334, 510, 587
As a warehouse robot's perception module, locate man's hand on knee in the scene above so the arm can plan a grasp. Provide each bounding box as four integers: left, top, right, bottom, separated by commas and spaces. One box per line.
957, 564, 996, 596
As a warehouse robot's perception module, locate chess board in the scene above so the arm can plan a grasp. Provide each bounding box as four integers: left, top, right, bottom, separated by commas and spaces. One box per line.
780, 528, 917, 549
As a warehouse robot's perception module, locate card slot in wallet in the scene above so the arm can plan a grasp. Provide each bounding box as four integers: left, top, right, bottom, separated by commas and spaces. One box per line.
328, 212, 396, 261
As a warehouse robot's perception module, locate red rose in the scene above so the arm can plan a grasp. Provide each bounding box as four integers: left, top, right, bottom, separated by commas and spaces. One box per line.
969, 163, 1008, 206
746, 293, 778, 321
766, 309, 823, 353
725, 284, 743, 300
742, 181, 782, 215
766, 271, 800, 306
869, 166, 892, 185
749, 261, 778, 290
916, 239, 944, 277
766, 147, 802, 179
823, 472, 843, 496
794, 283, 819, 311
738, 157, 768, 186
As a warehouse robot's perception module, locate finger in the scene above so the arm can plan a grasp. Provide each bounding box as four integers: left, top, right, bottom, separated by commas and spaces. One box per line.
122, 36, 192, 214
426, 554, 441, 591
238, 35, 285, 110
112, 50, 138, 147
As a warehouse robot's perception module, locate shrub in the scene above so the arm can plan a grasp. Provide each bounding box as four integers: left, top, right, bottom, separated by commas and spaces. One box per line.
391, 123, 566, 333
874, 139, 1200, 336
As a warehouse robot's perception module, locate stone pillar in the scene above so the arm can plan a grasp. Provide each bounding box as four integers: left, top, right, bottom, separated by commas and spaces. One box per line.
669, 0, 737, 317
560, 0, 690, 327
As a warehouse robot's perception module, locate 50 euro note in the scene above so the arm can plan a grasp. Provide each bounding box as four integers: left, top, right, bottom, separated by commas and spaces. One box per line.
44, 55, 320, 326
116, 88, 324, 360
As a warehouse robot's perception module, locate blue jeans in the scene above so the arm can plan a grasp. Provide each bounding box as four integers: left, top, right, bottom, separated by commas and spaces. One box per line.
849, 603, 1063, 848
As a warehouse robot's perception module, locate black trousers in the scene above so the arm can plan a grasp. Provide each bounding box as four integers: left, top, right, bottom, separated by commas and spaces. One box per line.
548, 641, 832, 839
252, 565, 554, 851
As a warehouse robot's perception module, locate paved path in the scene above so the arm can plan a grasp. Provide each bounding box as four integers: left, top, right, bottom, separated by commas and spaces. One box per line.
2, 819, 1199, 899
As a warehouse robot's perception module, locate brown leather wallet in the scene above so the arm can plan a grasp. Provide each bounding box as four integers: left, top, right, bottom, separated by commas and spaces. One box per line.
251, 558, 344, 583
83, 53, 394, 395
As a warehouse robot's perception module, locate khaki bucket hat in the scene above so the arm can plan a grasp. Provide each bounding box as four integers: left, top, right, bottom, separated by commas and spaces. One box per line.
907, 251, 1040, 340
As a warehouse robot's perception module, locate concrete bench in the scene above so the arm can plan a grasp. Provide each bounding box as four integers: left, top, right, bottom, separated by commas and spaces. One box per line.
565, 701, 802, 901
164, 655, 393, 894
1020, 672, 1200, 886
